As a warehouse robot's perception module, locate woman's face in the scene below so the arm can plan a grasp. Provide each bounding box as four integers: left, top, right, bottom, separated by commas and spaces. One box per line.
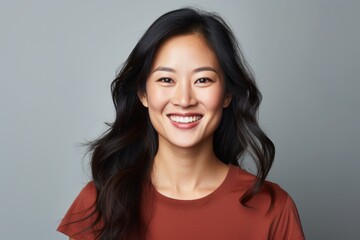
140, 34, 231, 149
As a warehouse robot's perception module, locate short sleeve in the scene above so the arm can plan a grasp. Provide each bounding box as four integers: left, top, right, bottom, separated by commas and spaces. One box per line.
272, 194, 305, 240
57, 182, 100, 240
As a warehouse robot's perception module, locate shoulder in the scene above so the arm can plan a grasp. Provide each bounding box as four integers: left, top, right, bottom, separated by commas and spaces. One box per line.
77, 181, 97, 204
57, 182, 99, 240
65, 181, 97, 214
68, 181, 97, 216
232, 166, 294, 212
231, 166, 305, 239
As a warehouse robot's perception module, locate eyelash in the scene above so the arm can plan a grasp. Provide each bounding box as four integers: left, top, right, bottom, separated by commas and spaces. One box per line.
158, 77, 173, 83
157, 77, 213, 84
195, 78, 213, 84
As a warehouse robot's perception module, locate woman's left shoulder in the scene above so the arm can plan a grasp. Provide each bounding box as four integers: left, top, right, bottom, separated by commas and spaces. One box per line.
263, 180, 294, 207
264, 181, 305, 239
231, 166, 299, 212
254, 176, 305, 239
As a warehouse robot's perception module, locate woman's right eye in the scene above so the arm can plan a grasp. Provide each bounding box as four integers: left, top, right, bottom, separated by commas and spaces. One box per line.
158, 77, 173, 83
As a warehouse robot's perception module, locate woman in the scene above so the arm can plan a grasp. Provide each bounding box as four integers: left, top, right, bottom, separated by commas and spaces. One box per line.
58, 8, 305, 240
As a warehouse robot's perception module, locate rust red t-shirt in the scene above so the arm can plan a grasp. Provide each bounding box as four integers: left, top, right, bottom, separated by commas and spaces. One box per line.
58, 166, 305, 239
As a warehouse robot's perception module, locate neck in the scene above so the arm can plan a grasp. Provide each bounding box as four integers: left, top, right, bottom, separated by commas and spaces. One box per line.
151, 137, 229, 200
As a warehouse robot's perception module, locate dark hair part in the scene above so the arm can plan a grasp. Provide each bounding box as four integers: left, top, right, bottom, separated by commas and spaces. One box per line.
85, 7, 275, 240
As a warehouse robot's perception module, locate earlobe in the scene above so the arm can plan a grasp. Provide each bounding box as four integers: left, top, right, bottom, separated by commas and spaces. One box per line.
223, 94, 232, 108
138, 92, 148, 107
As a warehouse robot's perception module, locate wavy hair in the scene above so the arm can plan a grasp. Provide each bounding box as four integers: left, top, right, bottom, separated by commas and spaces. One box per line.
85, 7, 275, 240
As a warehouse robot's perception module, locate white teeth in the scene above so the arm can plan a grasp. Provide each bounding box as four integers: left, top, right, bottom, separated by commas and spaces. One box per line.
169, 115, 201, 123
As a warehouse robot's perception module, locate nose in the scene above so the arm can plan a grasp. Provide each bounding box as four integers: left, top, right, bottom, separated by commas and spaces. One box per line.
171, 81, 197, 107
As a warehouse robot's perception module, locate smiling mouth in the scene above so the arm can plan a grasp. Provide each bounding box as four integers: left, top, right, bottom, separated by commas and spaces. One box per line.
168, 115, 202, 123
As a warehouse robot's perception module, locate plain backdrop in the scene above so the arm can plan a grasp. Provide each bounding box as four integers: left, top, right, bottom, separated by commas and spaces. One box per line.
1, 0, 359, 239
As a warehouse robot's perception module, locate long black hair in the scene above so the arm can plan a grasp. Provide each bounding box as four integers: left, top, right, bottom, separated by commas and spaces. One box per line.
86, 7, 274, 240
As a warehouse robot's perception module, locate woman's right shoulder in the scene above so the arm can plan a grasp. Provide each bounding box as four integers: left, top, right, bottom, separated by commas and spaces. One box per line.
66, 181, 97, 206
57, 181, 99, 239
79, 181, 97, 197
60, 181, 98, 218
74, 181, 97, 209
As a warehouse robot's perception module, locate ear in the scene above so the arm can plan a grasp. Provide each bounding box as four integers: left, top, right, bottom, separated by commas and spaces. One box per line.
138, 91, 148, 107
223, 93, 232, 108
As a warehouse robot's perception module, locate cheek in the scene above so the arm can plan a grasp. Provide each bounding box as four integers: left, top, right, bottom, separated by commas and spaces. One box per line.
200, 88, 226, 110
146, 85, 169, 111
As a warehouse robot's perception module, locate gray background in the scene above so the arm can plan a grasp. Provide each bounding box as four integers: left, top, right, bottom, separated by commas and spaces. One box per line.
0, 0, 359, 239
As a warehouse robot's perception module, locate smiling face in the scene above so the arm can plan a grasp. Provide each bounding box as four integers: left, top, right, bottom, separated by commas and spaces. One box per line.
139, 34, 231, 149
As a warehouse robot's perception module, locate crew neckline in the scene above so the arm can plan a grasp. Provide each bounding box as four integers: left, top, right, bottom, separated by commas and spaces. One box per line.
152, 165, 238, 210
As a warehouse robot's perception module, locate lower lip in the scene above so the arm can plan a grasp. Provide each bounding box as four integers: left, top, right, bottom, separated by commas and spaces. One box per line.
169, 118, 201, 129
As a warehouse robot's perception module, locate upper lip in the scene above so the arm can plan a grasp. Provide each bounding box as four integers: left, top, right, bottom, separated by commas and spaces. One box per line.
167, 113, 203, 117
167, 113, 203, 124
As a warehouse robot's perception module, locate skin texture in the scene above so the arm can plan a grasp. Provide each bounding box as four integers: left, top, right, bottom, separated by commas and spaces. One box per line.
140, 34, 232, 200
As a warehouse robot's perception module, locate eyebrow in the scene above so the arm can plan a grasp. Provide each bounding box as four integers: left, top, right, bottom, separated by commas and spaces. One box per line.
152, 66, 218, 74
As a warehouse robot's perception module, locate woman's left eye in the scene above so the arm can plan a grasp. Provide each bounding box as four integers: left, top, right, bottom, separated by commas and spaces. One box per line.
195, 78, 212, 84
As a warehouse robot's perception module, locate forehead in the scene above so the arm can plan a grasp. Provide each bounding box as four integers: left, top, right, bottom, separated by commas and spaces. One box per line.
151, 34, 221, 71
